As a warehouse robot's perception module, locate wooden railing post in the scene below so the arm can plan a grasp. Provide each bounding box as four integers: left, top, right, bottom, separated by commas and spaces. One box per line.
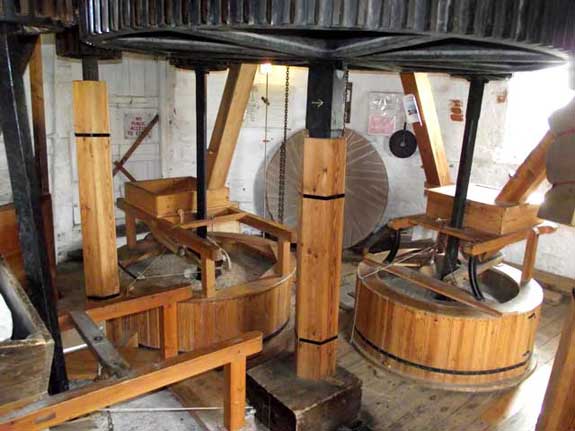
277, 238, 291, 277
160, 303, 178, 359
201, 255, 216, 297
224, 358, 247, 431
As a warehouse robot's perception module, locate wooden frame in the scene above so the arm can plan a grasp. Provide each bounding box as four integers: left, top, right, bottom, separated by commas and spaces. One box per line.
0, 332, 262, 431
388, 213, 556, 283
0, 286, 266, 431
118, 195, 296, 298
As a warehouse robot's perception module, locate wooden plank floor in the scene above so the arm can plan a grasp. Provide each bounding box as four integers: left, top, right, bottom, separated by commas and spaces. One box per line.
337, 260, 569, 431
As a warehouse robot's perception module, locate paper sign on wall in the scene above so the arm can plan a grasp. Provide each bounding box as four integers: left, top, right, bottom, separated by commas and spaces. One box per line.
123, 112, 158, 142
367, 92, 405, 136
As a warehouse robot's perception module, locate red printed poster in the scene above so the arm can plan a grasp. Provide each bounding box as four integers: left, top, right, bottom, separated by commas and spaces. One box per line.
368, 114, 396, 136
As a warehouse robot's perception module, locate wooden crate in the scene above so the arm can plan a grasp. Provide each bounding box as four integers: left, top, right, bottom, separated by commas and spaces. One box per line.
0, 260, 53, 412
426, 184, 540, 235
125, 177, 229, 218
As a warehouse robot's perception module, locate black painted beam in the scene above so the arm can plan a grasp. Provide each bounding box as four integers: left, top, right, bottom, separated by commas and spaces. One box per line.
195, 67, 208, 238
82, 56, 99, 81
441, 77, 487, 286
0, 27, 68, 394
305, 63, 346, 138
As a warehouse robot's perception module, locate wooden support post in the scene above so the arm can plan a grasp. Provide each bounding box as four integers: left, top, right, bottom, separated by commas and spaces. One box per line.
224, 359, 247, 431
73, 81, 120, 298
400, 72, 452, 187
207, 64, 257, 190
296, 64, 347, 379
125, 213, 137, 249
29, 37, 57, 287
201, 255, 216, 298
160, 303, 178, 359
496, 131, 555, 205
296, 137, 347, 379
536, 290, 575, 431
29, 37, 49, 194
276, 238, 291, 277
521, 228, 540, 285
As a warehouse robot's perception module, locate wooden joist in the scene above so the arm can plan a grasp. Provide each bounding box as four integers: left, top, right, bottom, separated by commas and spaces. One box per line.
400, 72, 452, 187
0, 332, 263, 431
207, 64, 257, 190
117, 198, 221, 261
69, 311, 131, 378
377, 263, 502, 317
228, 207, 296, 242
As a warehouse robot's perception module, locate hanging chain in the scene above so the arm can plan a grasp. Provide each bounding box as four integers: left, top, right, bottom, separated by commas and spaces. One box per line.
342, 66, 349, 137
277, 66, 290, 223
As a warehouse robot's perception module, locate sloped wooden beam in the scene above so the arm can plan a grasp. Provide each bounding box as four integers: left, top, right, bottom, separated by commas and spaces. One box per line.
400, 72, 452, 187
496, 131, 555, 205
206, 63, 257, 190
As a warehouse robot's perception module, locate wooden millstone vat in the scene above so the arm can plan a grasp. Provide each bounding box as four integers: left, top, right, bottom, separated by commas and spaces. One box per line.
110, 233, 293, 352
352, 259, 543, 391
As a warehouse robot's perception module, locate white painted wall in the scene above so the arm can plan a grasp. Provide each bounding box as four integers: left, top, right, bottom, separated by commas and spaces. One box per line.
0, 36, 572, 278
0, 35, 163, 261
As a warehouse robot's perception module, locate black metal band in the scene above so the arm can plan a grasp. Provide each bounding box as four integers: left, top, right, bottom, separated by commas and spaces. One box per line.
354, 329, 530, 376
298, 335, 338, 346
302, 193, 345, 201
75, 132, 110, 138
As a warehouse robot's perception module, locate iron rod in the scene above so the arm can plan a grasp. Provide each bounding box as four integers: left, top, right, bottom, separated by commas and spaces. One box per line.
195, 67, 208, 238
441, 77, 487, 281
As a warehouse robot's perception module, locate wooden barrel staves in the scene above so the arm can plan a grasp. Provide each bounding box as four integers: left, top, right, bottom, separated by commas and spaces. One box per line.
352, 260, 543, 391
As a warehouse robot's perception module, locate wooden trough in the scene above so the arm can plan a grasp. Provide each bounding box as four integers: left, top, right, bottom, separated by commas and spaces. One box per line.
0, 260, 53, 413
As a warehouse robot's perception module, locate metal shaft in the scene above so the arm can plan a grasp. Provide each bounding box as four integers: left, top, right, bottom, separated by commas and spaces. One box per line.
441, 77, 487, 280
195, 67, 208, 238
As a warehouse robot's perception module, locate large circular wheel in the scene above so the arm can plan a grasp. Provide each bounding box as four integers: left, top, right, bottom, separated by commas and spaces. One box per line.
80, 1, 574, 75
266, 129, 388, 248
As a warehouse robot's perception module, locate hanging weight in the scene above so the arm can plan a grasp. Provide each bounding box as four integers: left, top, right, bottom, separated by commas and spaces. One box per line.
389, 126, 417, 158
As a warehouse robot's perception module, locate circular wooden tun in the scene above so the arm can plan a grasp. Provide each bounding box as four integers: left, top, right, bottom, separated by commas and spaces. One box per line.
113, 233, 294, 352
353, 260, 543, 391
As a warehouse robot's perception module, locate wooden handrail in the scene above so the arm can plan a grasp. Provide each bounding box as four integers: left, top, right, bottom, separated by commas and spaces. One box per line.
0, 332, 263, 431
58, 286, 193, 332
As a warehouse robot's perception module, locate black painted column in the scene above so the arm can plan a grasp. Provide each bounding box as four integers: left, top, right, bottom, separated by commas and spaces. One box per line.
81, 56, 99, 81
195, 67, 208, 238
0, 29, 68, 393
441, 77, 487, 282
